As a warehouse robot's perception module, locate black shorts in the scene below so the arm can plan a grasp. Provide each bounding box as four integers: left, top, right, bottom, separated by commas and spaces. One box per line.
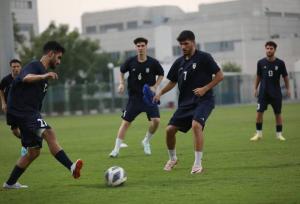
257, 94, 282, 114
7, 112, 51, 148
168, 98, 215, 133
121, 97, 160, 122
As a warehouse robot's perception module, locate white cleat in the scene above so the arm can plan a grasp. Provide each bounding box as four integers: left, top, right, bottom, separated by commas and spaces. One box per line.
250, 133, 262, 141
191, 165, 203, 174
163, 160, 178, 171
3, 182, 28, 189
109, 150, 119, 158
142, 140, 151, 155
120, 143, 128, 148
276, 135, 286, 141
71, 159, 83, 179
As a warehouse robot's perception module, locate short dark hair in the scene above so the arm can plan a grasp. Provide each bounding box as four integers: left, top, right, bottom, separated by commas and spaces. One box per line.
43, 41, 65, 54
177, 30, 195, 42
265, 41, 277, 49
133, 37, 148, 45
9, 59, 21, 66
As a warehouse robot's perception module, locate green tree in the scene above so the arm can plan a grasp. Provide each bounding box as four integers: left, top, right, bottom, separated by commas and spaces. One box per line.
19, 22, 114, 84
222, 62, 242, 72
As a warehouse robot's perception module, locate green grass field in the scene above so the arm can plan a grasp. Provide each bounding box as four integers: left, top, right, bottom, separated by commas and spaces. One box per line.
0, 103, 300, 204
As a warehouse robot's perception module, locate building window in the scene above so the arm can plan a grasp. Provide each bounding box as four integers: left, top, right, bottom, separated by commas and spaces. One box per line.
172, 45, 181, 56
11, 0, 32, 9
18, 23, 33, 32
204, 41, 234, 53
108, 52, 120, 61
85, 26, 97, 34
127, 21, 138, 29
124, 50, 136, 59
143, 20, 152, 25
99, 23, 124, 33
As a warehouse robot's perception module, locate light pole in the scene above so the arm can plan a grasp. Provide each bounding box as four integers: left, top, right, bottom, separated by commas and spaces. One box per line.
107, 62, 115, 113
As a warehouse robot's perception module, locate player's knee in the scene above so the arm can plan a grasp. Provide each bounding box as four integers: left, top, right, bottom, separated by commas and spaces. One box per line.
152, 118, 160, 126
11, 128, 21, 138
166, 125, 176, 135
27, 149, 40, 160
192, 120, 203, 130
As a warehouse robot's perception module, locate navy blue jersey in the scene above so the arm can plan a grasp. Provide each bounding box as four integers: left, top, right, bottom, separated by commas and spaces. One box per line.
257, 58, 288, 98
0, 74, 14, 102
167, 50, 220, 107
7, 60, 48, 116
121, 56, 164, 97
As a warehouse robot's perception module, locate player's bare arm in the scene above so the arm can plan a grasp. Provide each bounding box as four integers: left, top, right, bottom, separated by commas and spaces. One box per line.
283, 76, 291, 97
254, 75, 261, 97
151, 75, 164, 93
23, 72, 58, 83
118, 73, 125, 94
0, 90, 7, 113
154, 81, 176, 102
193, 70, 224, 96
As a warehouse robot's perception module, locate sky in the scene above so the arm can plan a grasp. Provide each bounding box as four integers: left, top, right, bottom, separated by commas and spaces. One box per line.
37, 0, 229, 33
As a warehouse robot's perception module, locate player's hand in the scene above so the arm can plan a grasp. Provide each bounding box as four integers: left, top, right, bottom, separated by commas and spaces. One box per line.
153, 93, 161, 103
286, 89, 291, 97
1, 103, 7, 113
254, 89, 258, 97
45, 72, 58, 80
193, 86, 208, 96
118, 83, 125, 94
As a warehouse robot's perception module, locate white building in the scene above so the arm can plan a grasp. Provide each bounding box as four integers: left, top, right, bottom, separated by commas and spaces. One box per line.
10, 0, 39, 44
81, 0, 300, 74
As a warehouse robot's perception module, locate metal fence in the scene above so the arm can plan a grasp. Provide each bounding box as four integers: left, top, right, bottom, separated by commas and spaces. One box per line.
2, 72, 300, 116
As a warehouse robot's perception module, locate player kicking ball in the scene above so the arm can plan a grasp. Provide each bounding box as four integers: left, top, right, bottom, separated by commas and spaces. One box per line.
3, 41, 83, 189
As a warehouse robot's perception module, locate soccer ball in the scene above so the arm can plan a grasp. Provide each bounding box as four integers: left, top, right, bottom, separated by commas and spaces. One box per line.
105, 166, 127, 187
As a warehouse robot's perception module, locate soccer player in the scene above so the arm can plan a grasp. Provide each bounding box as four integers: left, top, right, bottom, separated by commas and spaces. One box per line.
0, 59, 22, 138
250, 41, 290, 141
0, 59, 27, 155
109, 37, 164, 157
154, 30, 223, 174
3, 41, 83, 189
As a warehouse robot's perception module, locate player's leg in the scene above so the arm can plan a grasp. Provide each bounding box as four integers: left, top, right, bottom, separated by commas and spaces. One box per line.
3, 125, 40, 189
142, 106, 160, 155
42, 128, 83, 178
110, 98, 141, 157
191, 100, 214, 174
11, 126, 27, 156
163, 125, 178, 171
271, 98, 285, 141
191, 120, 204, 174
110, 120, 131, 157
251, 98, 267, 141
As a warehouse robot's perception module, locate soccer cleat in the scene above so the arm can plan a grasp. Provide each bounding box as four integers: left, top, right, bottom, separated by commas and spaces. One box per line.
250, 133, 262, 141
142, 140, 151, 155
120, 143, 128, 148
71, 159, 83, 179
276, 134, 286, 141
191, 165, 203, 174
163, 159, 178, 171
109, 150, 119, 158
3, 182, 28, 189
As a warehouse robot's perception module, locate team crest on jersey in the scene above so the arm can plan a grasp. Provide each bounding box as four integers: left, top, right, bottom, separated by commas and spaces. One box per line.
146, 67, 150, 73
192, 63, 197, 69
132, 68, 136, 72
263, 66, 267, 69
275, 66, 278, 71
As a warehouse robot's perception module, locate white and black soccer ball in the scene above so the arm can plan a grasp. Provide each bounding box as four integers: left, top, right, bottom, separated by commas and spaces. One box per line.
105, 166, 127, 187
